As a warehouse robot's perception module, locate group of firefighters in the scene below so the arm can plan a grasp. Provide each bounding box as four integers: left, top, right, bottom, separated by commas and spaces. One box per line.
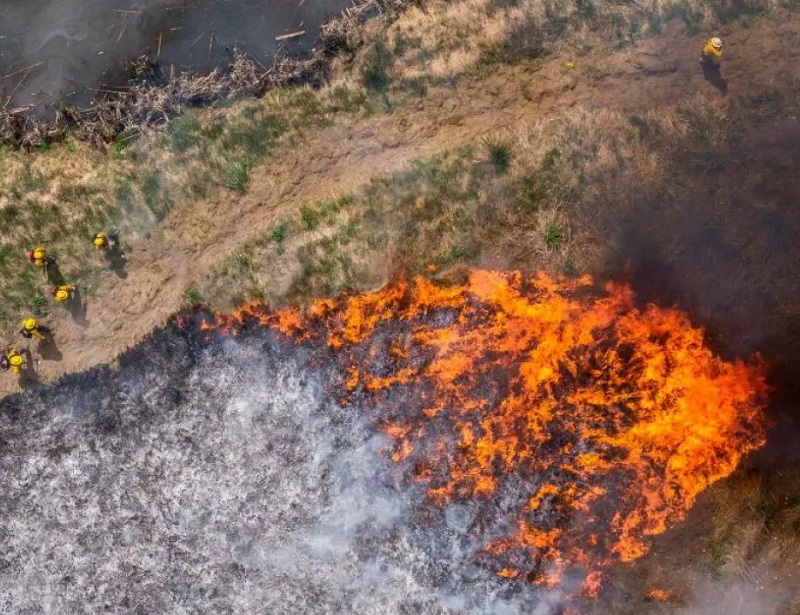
1, 232, 125, 381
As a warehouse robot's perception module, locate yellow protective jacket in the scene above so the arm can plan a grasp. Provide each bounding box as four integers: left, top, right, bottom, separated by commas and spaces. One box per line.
53, 285, 75, 304
94, 233, 109, 249
703, 40, 723, 59
6, 350, 25, 376
30, 247, 47, 267
21, 319, 46, 340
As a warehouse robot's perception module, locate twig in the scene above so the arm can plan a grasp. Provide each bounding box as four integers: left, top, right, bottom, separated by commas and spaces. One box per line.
275, 30, 305, 41
208, 33, 215, 61
3, 62, 43, 80
190, 32, 205, 47
4, 67, 34, 108
157, 32, 163, 56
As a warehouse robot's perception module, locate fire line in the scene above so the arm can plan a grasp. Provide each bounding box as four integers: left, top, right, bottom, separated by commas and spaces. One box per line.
198, 270, 769, 595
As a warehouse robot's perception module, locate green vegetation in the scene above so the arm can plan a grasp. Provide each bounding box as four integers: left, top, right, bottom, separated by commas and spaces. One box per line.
544, 224, 564, 249
0, 84, 374, 337
183, 285, 203, 306
194, 119, 591, 307
222, 162, 250, 193
486, 139, 512, 173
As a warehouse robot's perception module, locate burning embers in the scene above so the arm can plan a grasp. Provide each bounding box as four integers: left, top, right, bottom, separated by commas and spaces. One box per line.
199, 270, 768, 594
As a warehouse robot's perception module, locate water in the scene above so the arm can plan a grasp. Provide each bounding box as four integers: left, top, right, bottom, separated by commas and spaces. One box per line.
0, 323, 553, 615
0, 0, 350, 111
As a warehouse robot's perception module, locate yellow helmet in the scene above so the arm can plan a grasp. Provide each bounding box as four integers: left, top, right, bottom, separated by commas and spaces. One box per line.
55, 290, 69, 303
22, 317, 37, 330
33, 247, 46, 259
711, 37, 722, 49
94, 235, 106, 249
8, 353, 23, 367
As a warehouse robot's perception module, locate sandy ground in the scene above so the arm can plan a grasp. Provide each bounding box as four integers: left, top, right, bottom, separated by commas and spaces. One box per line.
5, 12, 800, 397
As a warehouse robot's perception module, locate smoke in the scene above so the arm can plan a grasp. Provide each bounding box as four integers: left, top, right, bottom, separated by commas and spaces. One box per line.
0, 325, 559, 614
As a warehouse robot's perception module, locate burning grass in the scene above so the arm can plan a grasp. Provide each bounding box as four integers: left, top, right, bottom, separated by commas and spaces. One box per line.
198, 270, 769, 595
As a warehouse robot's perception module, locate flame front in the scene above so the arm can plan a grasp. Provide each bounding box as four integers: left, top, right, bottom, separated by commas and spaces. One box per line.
201, 270, 768, 591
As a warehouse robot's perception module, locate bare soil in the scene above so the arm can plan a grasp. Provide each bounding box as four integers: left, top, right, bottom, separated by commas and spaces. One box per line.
5, 12, 800, 398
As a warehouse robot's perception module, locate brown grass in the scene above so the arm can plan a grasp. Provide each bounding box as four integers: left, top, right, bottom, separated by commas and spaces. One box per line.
381, 0, 784, 81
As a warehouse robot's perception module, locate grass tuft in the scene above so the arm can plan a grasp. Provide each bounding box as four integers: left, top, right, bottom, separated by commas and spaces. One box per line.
486, 139, 512, 173
222, 162, 249, 193
544, 224, 564, 249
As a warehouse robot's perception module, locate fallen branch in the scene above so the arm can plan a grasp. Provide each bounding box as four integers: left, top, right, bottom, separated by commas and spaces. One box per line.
275, 30, 305, 41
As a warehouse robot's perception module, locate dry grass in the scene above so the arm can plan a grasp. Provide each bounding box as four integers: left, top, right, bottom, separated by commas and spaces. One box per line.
372, 0, 785, 82
190, 93, 735, 309
0, 84, 373, 338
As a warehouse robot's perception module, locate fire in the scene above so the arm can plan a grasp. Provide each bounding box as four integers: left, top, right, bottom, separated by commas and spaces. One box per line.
645, 588, 673, 601
199, 270, 768, 592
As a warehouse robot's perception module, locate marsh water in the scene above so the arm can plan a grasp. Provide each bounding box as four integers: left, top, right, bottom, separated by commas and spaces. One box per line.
0, 0, 349, 111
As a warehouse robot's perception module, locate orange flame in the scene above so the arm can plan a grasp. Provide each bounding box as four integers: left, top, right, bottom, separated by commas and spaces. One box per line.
645, 588, 673, 601
199, 270, 768, 593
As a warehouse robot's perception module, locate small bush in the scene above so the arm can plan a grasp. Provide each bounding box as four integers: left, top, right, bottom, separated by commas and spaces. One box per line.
545, 224, 564, 249
271, 222, 288, 254
361, 41, 392, 92
234, 250, 253, 269
32, 294, 48, 317
222, 163, 249, 193
183, 286, 202, 305
486, 140, 512, 173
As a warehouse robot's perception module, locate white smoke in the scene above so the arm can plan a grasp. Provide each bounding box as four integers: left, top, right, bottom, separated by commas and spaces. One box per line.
0, 331, 555, 614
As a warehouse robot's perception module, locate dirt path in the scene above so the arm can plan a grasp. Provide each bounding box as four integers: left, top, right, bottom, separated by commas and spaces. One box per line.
6, 12, 800, 396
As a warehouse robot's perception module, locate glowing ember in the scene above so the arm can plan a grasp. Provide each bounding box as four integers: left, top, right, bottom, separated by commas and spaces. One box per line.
645, 588, 673, 601
201, 270, 768, 591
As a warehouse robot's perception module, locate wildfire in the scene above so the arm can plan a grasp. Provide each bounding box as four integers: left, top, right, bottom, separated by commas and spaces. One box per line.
645, 588, 673, 601
199, 270, 768, 592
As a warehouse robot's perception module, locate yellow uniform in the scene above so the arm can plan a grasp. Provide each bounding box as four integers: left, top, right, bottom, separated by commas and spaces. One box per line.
702, 39, 723, 61
93, 233, 109, 250
6, 350, 25, 376
28, 246, 47, 268
52, 284, 76, 304
20, 317, 49, 340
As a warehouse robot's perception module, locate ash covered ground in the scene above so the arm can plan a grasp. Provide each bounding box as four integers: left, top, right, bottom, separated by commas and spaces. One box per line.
0, 321, 551, 615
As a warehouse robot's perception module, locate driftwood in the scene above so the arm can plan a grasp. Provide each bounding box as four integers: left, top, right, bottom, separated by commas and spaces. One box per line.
275, 30, 306, 42
0, 0, 410, 150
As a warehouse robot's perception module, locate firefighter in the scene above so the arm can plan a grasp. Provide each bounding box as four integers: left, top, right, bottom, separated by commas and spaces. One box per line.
27, 246, 48, 268
93, 232, 109, 250
50, 284, 77, 305
1, 348, 26, 376
94, 229, 127, 263
701, 37, 723, 64
20, 317, 51, 341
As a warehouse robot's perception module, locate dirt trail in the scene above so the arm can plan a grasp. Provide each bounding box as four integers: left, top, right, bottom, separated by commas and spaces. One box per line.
6, 13, 800, 396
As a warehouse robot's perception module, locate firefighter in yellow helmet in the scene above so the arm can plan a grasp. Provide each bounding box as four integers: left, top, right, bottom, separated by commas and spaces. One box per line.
50, 284, 77, 305
94, 229, 127, 264
701, 37, 723, 64
0, 348, 26, 376
93, 232, 109, 250
27, 246, 48, 268
20, 317, 51, 341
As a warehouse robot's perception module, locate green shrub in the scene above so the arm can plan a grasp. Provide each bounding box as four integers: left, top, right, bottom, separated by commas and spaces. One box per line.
545, 224, 564, 248
222, 162, 249, 193
487, 140, 512, 173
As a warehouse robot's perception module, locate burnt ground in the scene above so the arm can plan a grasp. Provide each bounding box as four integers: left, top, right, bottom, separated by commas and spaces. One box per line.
1, 6, 800, 613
